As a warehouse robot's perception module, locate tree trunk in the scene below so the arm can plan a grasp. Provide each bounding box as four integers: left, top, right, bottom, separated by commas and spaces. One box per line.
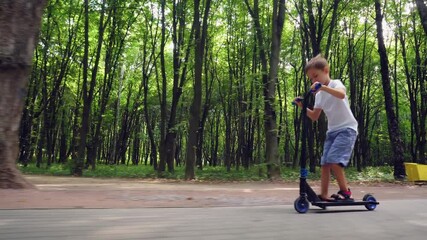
346, 22, 357, 168
185, 0, 212, 179
415, 0, 427, 35
357, 17, 372, 169
196, 53, 214, 170
116, 86, 134, 165
221, 75, 232, 172
158, 0, 168, 173
397, 15, 419, 162
74, 0, 89, 175
75, 0, 108, 175
19, 58, 40, 166
0, 0, 46, 189
412, 12, 427, 164
59, 107, 68, 164
264, 0, 286, 179
90, 2, 133, 170
244, 0, 285, 179
160, 0, 194, 174
374, 0, 405, 179
143, 72, 158, 170
324, 0, 340, 59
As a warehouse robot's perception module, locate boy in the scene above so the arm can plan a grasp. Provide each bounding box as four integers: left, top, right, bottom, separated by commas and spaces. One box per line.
294, 54, 358, 201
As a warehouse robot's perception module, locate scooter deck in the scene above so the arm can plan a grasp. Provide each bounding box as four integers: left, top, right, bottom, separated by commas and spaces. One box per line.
299, 179, 379, 210
312, 200, 380, 208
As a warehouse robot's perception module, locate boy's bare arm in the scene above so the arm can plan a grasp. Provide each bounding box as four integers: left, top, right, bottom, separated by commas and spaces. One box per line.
307, 108, 322, 121
320, 85, 346, 99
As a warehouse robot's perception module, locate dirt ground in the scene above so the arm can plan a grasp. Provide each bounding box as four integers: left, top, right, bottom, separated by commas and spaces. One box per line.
1, 175, 426, 209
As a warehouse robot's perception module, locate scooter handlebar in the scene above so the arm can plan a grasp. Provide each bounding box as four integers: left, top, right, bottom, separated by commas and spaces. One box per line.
292, 83, 321, 106
311, 82, 322, 93
291, 97, 303, 106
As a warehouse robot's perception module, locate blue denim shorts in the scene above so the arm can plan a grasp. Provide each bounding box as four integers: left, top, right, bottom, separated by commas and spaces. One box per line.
320, 128, 357, 167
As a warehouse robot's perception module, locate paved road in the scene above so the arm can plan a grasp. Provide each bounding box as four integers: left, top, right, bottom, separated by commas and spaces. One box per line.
1, 199, 426, 240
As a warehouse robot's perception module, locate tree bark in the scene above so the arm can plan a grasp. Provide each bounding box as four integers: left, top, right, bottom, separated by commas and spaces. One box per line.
19, 53, 41, 166
158, 0, 168, 173
397, 15, 419, 162
412, 12, 427, 164
374, 0, 406, 179
244, 0, 285, 179
75, 0, 108, 175
90, 1, 133, 170
415, 0, 427, 35
264, 0, 286, 179
74, 0, 89, 175
0, 0, 46, 188
185, 0, 212, 179
196, 51, 214, 170
358, 17, 372, 169
160, 0, 194, 174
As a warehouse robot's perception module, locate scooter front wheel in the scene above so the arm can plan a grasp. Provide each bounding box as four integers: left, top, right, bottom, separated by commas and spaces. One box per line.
294, 196, 310, 213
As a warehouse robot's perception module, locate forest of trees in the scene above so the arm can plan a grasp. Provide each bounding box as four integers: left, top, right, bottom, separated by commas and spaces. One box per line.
12, 0, 427, 180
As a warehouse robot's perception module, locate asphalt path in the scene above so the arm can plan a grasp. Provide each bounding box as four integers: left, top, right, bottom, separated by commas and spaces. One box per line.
1, 199, 426, 240
1, 175, 426, 239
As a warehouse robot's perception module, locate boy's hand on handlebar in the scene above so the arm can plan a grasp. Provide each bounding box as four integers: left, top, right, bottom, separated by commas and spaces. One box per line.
292, 97, 303, 108
311, 82, 322, 93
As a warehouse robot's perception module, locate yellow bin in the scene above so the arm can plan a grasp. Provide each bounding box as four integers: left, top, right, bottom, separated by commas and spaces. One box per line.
404, 163, 427, 181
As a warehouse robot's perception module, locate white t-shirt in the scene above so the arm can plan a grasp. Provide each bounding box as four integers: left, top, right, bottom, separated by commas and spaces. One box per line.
313, 80, 358, 133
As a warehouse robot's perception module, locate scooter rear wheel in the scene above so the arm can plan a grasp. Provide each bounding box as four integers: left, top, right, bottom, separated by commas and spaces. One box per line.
363, 194, 377, 211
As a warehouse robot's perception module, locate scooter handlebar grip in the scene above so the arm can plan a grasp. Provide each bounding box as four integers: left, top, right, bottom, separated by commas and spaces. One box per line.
300, 168, 308, 178
311, 82, 322, 93
292, 97, 303, 106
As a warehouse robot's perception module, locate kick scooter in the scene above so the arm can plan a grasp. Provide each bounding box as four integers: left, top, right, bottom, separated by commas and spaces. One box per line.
292, 83, 379, 213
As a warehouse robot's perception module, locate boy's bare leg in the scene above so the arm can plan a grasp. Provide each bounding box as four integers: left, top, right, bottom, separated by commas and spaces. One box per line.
331, 164, 349, 192
320, 165, 331, 199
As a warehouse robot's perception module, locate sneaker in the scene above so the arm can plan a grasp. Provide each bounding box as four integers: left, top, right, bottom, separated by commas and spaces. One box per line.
331, 189, 354, 201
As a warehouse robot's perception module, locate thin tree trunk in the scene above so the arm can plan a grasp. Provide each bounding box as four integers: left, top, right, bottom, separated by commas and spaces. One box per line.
74, 0, 89, 175
196, 50, 214, 170
346, 21, 357, 168
160, 0, 194, 174
59, 105, 68, 164
357, 17, 372, 169
244, 0, 285, 179
219, 69, 232, 172
415, 0, 427, 35
143, 72, 158, 169
374, 0, 405, 179
90, 2, 134, 170
185, 0, 212, 180
397, 17, 419, 162
75, 0, 109, 175
412, 12, 427, 164
324, 0, 340, 59
264, 0, 287, 179
158, 0, 168, 173
19, 55, 41, 166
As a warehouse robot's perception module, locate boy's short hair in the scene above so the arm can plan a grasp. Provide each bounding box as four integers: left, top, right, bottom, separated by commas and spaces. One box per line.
304, 54, 329, 73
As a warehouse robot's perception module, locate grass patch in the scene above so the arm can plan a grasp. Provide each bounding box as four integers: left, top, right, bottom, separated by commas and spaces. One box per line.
17, 163, 395, 182
346, 166, 395, 182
